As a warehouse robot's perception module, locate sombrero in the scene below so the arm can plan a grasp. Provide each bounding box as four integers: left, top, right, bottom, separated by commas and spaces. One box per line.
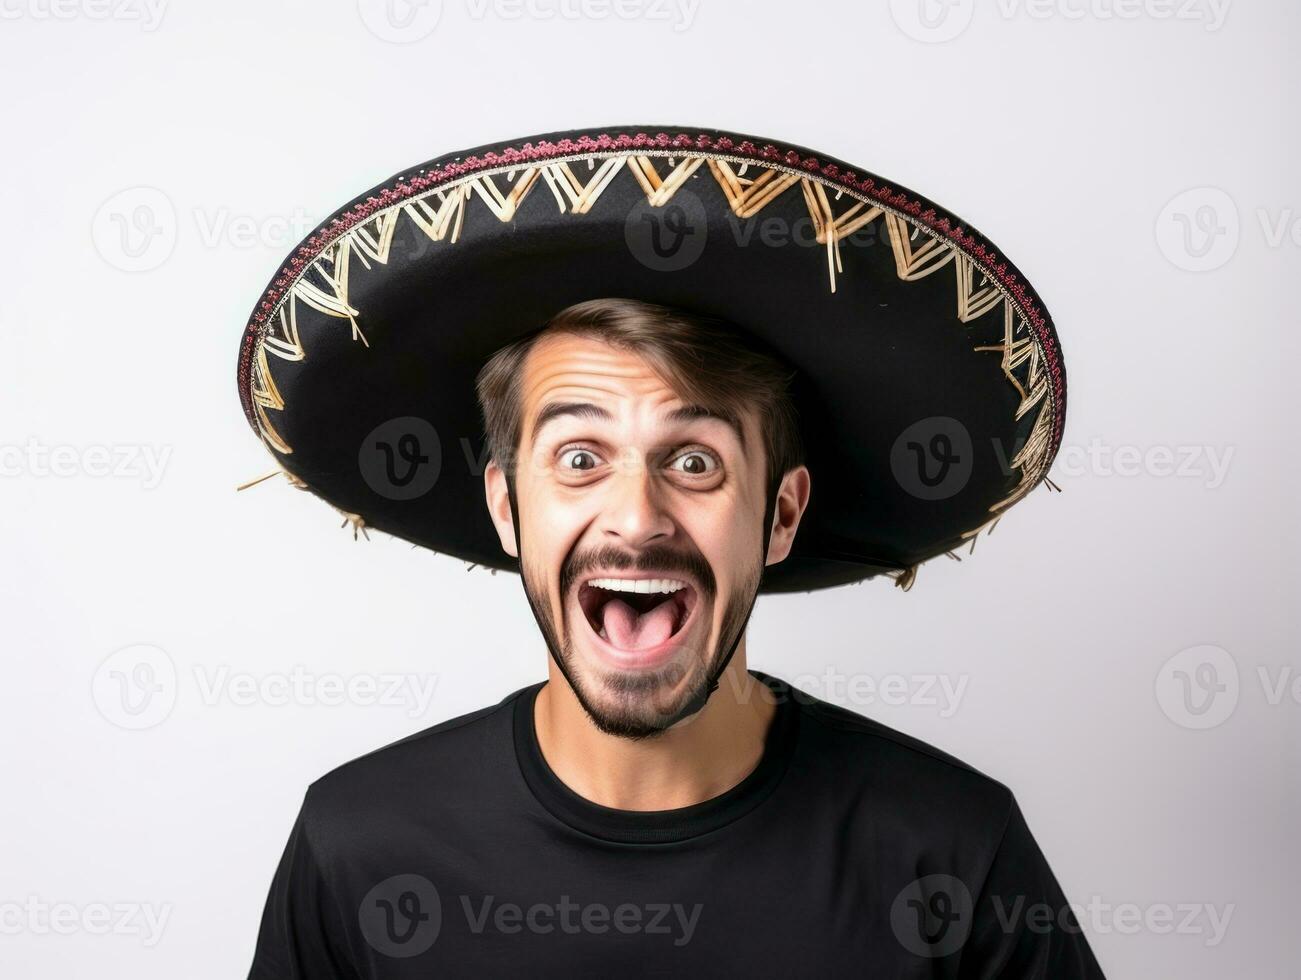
236, 126, 1064, 593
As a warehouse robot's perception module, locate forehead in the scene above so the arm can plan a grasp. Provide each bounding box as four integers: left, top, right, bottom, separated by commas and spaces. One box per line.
517, 331, 757, 453
519, 332, 681, 416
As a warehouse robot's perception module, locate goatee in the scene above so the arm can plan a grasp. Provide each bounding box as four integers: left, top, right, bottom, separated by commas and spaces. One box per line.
521, 543, 761, 739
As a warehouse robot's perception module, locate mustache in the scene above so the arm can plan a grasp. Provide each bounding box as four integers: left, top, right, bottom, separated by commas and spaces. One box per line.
559, 544, 717, 598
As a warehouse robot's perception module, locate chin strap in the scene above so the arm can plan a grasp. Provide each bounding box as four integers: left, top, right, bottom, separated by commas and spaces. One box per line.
695, 476, 780, 704
506, 475, 781, 722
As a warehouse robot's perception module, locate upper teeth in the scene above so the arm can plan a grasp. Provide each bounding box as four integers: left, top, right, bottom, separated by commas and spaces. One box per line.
588, 578, 686, 595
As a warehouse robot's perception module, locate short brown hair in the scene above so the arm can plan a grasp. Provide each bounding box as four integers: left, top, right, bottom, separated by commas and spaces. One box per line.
475, 298, 803, 489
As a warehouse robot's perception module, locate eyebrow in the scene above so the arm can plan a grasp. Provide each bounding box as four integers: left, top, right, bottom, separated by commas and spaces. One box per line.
530, 402, 613, 442
666, 404, 747, 450
529, 400, 747, 449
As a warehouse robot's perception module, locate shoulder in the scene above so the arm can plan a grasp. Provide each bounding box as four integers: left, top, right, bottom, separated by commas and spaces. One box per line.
296, 684, 534, 841
767, 671, 1016, 834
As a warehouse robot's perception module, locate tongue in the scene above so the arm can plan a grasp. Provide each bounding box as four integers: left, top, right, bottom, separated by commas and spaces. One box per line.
600, 596, 677, 650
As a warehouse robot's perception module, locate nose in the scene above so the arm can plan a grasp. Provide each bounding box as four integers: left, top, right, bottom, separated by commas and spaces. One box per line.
599, 458, 674, 548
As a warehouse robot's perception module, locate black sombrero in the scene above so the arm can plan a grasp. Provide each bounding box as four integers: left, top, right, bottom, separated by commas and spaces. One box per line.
236, 126, 1064, 593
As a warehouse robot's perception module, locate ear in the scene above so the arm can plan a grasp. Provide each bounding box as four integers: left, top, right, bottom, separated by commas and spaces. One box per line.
765, 465, 811, 567
484, 459, 518, 558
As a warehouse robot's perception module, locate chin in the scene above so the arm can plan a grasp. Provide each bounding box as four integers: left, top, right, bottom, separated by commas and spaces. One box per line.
561, 573, 718, 737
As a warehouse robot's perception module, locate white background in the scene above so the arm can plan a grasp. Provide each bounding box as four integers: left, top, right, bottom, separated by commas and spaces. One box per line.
1, 1, 1297, 977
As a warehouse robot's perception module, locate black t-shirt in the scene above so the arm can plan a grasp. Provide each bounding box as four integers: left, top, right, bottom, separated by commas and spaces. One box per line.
249, 671, 1105, 978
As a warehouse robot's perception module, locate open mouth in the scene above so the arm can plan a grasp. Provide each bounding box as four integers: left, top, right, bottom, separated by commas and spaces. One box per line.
576, 576, 699, 656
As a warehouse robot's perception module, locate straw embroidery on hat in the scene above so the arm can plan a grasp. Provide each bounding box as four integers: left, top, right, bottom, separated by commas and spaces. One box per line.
236, 126, 1065, 593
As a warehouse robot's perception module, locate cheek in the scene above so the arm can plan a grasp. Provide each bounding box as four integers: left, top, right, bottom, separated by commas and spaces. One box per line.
519, 483, 599, 575
677, 495, 763, 574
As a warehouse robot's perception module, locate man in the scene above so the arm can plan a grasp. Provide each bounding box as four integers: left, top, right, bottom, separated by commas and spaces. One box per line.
239, 128, 1103, 977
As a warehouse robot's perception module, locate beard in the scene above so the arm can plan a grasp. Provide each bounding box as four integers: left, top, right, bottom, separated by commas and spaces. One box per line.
520, 540, 763, 740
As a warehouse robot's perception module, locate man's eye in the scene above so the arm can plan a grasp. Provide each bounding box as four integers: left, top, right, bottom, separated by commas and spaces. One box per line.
668, 451, 718, 476
559, 448, 602, 471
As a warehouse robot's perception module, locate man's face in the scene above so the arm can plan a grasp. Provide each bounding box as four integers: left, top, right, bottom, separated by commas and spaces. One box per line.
495, 333, 774, 738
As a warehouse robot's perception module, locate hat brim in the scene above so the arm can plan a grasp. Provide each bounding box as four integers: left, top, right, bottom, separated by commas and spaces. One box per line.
236, 126, 1064, 593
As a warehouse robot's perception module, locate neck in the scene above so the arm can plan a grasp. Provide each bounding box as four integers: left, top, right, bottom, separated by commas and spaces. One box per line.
533, 643, 778, 811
